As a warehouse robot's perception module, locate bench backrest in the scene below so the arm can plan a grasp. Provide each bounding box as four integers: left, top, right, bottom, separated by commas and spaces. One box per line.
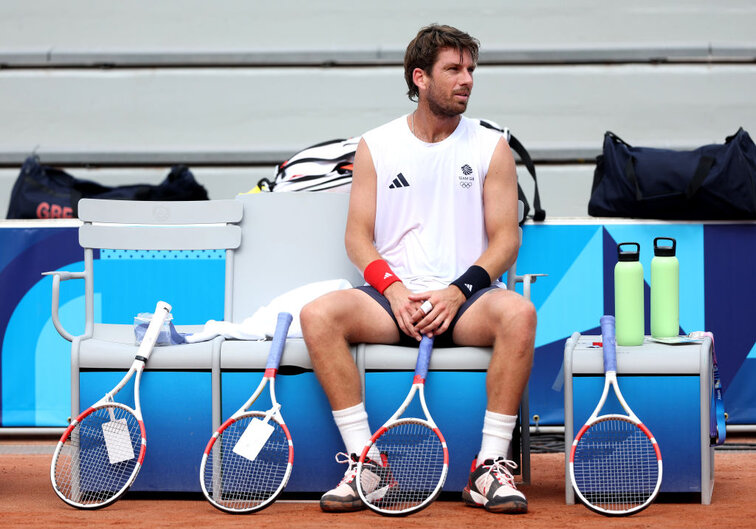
77, 198, 243, 324
231, 192, 362, 322
78, 199, 243, 250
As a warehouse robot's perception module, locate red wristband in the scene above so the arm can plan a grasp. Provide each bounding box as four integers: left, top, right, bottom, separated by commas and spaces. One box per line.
364, 259, 402, 295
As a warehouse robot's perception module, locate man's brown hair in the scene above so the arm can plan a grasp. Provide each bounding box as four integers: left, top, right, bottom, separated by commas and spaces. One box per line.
403, 24, 480, 102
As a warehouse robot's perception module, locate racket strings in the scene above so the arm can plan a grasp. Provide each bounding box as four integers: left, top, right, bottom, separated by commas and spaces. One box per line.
573, 419, 660, 513
365, 421, 446, 513
202, 415, 291, 511
53, 406, 142, 506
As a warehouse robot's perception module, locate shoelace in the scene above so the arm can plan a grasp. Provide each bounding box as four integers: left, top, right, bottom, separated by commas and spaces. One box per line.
486, 458, 518, 487
334, 452, 358, 485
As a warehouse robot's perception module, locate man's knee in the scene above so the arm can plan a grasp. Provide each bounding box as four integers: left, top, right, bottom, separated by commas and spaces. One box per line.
489, 291, 534, 324
513, 297, 537, 336
301, 290, 363, 340
300, 295, 333, 339
300, 295, 346, 366
299, 298, 317, 330
491, 294, 536, 349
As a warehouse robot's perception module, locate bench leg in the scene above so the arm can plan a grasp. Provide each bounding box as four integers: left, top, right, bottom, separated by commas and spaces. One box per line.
520, 381, 531, 485
211, 336, 225, 432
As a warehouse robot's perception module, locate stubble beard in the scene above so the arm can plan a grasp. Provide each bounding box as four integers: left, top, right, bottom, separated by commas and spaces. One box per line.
425, 83, 468, 118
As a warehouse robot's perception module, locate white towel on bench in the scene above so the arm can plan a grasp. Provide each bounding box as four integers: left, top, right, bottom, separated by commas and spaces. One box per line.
184, 278, 353, 343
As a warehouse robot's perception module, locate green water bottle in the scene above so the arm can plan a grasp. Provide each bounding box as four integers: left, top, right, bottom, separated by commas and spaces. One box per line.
651, 237, 679, 338
615, 242, 644, 346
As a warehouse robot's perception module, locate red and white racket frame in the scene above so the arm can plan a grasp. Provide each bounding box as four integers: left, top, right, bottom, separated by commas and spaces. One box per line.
199, 312, 294, 513
50, 301, 172, 509
568, 315, 663, 516
356, 336, 449, 516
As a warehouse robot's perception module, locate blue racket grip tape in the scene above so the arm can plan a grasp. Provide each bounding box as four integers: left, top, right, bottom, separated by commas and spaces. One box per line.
600, 315, 617, 372
414, 335, 435, 380
266, 312, 293, 370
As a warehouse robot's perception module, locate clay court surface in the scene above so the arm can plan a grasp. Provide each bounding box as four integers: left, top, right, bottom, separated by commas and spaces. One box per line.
2, 434, 755, 528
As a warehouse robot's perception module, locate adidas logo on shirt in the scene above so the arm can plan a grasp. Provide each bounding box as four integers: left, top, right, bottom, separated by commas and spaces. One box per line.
389, 173, 410, 189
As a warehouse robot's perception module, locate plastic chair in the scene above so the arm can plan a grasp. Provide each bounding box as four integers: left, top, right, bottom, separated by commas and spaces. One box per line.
45, 198, 243, 432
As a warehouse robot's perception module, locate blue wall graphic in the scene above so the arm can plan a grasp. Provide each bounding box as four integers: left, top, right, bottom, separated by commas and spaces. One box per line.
1, 222, 755, 427
515, 221, 754, 426
0, 226, 225, 427
0, 227, 81, 426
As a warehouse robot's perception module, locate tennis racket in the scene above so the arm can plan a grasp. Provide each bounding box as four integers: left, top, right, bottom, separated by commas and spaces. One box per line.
200, 312, 294, 513
356, 335, 448, 516
50, 300, 172, 509
569, 315, 663, 516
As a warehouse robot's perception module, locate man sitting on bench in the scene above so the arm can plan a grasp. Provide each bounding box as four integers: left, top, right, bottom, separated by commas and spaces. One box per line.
300, 23, 536, 515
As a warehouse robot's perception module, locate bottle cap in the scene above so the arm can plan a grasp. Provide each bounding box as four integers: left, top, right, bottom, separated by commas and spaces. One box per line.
654, 237, 676, 257
617, 242, 640, 262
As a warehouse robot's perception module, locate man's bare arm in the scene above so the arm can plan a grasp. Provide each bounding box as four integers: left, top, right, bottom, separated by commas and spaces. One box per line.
344, 139, 381, 271
476, 136, 521, 279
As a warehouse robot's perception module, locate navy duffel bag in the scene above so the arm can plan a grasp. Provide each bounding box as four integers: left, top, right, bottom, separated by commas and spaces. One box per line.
588, 128, 756, 220
6, 156, 209, 219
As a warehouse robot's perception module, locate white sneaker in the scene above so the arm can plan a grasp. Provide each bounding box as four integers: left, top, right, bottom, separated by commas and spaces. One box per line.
319, 452, 393, 512
462, 457, 528, 514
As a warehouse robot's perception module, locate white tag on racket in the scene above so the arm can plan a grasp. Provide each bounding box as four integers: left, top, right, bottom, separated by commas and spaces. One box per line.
233, 418, 274, 461
102, 418, 136, 465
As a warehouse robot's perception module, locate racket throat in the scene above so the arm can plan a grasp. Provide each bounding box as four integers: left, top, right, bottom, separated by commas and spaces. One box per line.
262, 403, 281, 423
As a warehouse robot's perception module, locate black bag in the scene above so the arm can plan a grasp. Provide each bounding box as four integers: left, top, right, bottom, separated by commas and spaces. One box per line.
6, 157, 209, 219
588, 128, 756, 220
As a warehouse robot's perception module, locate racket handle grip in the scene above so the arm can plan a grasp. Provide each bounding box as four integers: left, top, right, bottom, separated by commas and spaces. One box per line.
266, 312, 293, 370
600, 315, 617, 372
136, 301, 172, 357
414, 335, 435, 380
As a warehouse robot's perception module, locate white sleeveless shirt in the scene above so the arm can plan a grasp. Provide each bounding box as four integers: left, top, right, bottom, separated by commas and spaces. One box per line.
362, 115, 504, 292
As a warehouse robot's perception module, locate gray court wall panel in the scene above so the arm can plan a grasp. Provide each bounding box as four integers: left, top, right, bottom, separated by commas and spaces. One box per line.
1, 171, 16, 217
1, 1, 754, 64
0, 68, 404, 163
1, 65, 754, 165
518, 165, 595, 219
4, 46, 755, 68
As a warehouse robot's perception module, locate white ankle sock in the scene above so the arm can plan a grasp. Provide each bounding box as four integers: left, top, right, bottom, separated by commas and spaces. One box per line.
332, 402, 380, 461
477, 410, 517, 467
